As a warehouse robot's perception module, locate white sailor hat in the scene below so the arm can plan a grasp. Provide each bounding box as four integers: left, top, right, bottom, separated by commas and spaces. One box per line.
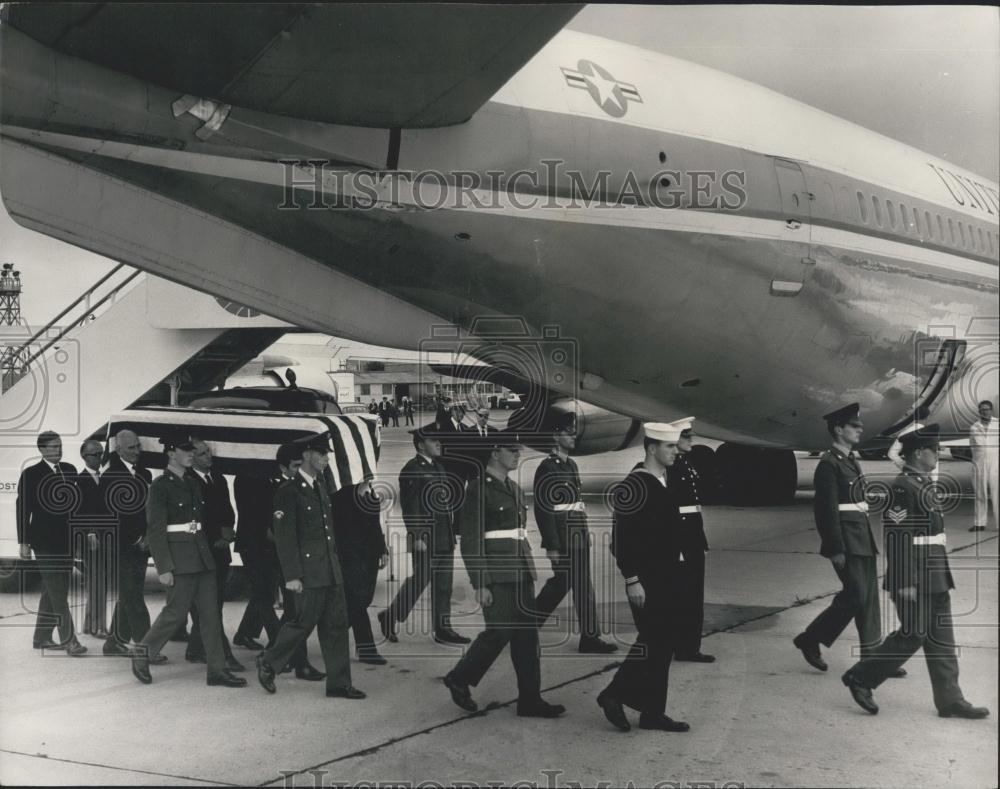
669, 416, 695, 435
643, 422, 682, 442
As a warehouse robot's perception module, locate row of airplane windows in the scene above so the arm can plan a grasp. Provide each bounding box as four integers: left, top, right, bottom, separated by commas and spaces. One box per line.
856, 190, 998, 257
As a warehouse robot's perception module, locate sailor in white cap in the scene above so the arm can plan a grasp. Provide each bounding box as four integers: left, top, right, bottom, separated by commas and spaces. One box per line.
666, 417, 714, 663
596, 422, 690, 734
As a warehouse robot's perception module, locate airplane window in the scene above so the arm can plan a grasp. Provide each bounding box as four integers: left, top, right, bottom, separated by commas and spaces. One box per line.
937, 215, 945, 241
886, 200, 897, 229
912, 207, 921, 236
957, 221, 966, 249
979, 227, 987, 252
948, 218, 955, 245
872, 196, 883, 226
924, 210, 932, 239
899, 203, 909, 232
857, 191, 868, 223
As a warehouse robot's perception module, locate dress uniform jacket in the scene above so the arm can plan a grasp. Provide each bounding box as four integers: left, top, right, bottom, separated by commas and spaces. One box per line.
272, 473, 343, 588
534, 452, 588, 554
459, 472, 535, 589
666, 454, 709, 554
16, 460, 79, 556
399, 454, 455, 554
883, 468, 955, 594
611, 467, 683, 594
146, 469, 214, 575
813, 448, 877, 558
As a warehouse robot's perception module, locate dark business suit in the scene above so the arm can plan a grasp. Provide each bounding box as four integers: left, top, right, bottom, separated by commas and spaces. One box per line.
450, 473, 542, 703
234, 473, 282, 646
604, 467, 682, 716
386, 454, 457, 632
16, 459, 80, 647
438, 418, 480, 484
186, 468, 237, 661
101, 454, 153, 647
801, 448, 881, 657
262, 472, 352, 690
72, 467, 113, 634
666, 453, 710, 656
848, 468, 965, 711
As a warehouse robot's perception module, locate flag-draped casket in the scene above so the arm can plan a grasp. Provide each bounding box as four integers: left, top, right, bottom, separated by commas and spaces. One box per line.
105, 407, 380, 492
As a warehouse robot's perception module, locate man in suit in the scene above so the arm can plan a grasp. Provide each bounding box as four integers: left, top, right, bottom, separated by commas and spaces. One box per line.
438, 401, 479, 484
74, 439, 112, 639
102, 429, 157, 658
533, 412, 617, 654
443, 431, 565, 718
330, 475, 389, 664
596, 423, 689, 734
255, 433, 365, 700
378, 424, 468, 645
234, 444, 323, 681
130, 433, 245, 687
842, 425, 989, 719
17, 430, 87, 655
667, 417, 715, 663
185, 439, 244, 671
792, 404, 896, 675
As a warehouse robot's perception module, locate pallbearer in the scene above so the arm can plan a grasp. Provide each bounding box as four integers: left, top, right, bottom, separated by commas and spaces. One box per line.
667, 417, 714, 663
597, 422, 689, 733
841, 425, 989, 719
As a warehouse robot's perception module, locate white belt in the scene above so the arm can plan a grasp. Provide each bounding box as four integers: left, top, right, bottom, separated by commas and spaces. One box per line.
678, 505, 701, 515
552, 502, 586, 513
484, 528, 528, 540
166, 521, 201, 534
838, 503, 869, 513
912, 534, 946, 546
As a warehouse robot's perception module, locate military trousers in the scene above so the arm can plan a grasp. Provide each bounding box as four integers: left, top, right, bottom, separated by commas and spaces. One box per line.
140, 569, 227, 675
187, 557, 234, 660
387, 545, 454, 633
533, 530, 600, 639
451, 578, 541, 703
263, 584, 352, 690
108, 545, 151, 646
848, 591, 964, 712
675, 548, 706, 656
605, 589, 676, 716
235, 547, 281, 644
802, 554, 881, 657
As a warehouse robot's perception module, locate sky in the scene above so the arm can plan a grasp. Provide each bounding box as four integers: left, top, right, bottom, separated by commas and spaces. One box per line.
1, 5, 997, 329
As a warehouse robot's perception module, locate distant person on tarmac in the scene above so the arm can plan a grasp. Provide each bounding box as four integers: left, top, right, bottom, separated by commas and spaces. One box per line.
970, 400, 998, 532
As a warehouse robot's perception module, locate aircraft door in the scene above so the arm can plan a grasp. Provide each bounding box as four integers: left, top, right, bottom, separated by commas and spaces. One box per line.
772, 158, 814, 291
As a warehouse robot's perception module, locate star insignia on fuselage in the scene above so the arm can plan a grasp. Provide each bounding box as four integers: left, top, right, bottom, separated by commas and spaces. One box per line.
561, 60, 642, 118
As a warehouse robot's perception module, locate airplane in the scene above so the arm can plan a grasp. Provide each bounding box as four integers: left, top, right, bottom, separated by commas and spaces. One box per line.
1, 4, 997, 506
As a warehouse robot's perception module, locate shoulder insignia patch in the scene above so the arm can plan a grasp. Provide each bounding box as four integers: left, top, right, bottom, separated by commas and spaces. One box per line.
887, 507, 907, 524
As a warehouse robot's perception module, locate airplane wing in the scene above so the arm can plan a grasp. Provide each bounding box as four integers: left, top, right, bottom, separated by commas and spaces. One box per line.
3, 3, 581, 127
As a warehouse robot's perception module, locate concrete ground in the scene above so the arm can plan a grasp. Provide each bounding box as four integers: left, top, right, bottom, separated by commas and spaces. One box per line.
1, 427, 996, 787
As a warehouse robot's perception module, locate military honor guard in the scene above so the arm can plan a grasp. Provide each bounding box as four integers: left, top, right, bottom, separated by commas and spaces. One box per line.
532, 412, 617, 653
596, 422, 689, 733
793, 404, 896, 674
841, 425, 989, 719
131, 433, 246, 687
378, 424, 468, 645
668, 417, 714, 663
255, 433, 365, 700
443, 431, 566, 718
17, 430, 87, 655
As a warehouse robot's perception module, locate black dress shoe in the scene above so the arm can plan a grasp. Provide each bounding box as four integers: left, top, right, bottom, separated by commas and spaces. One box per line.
326, 685, 366, 699
675, 652, 716, 663
66, 641, 88, 657
149, 653, 168, 665
207, 671, 248, 688
639, 713, 691, 732
169, 629, 190, 642
185, 652, 207, 664
596, 688, 630, 731
33, 640, 60, 650
233, 634, 265, 650
92, 628, 111, 640
131, 655, 152, 685
103, 640, 131, 656
377, 610, 398, 643
434, 628, 471, 645
295, 664, 326, 681
841, 672, 878, 715
225, 655, 246, 672
889, 667, 907, 679
939, 700, 990, 719
579, 637, 619, 654
443, 673, 477, 712
793, 633, 828, 672
517, 698, 566, 718
969, 525, 986, 532
357, 649, 388, 665
256, 655, 276, 693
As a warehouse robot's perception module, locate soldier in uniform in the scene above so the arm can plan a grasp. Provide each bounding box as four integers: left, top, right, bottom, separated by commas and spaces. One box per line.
443, 431, 566, 718
793, 404, 894, 674
378, 424, 467, 645
130, 433, 246, 687
668, 417, 714, 663
255, 434, 365, 700
532, 412, 617, 653
842, 425, 990, 719
596, 422, 689, 734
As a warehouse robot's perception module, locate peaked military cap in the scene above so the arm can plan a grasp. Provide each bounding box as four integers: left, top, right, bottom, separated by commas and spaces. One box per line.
822, 403, 861, 427
293, 432, 331, 453
276, 441, 304, 467
159, 432, 195, 452
899, 423, 940, 452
